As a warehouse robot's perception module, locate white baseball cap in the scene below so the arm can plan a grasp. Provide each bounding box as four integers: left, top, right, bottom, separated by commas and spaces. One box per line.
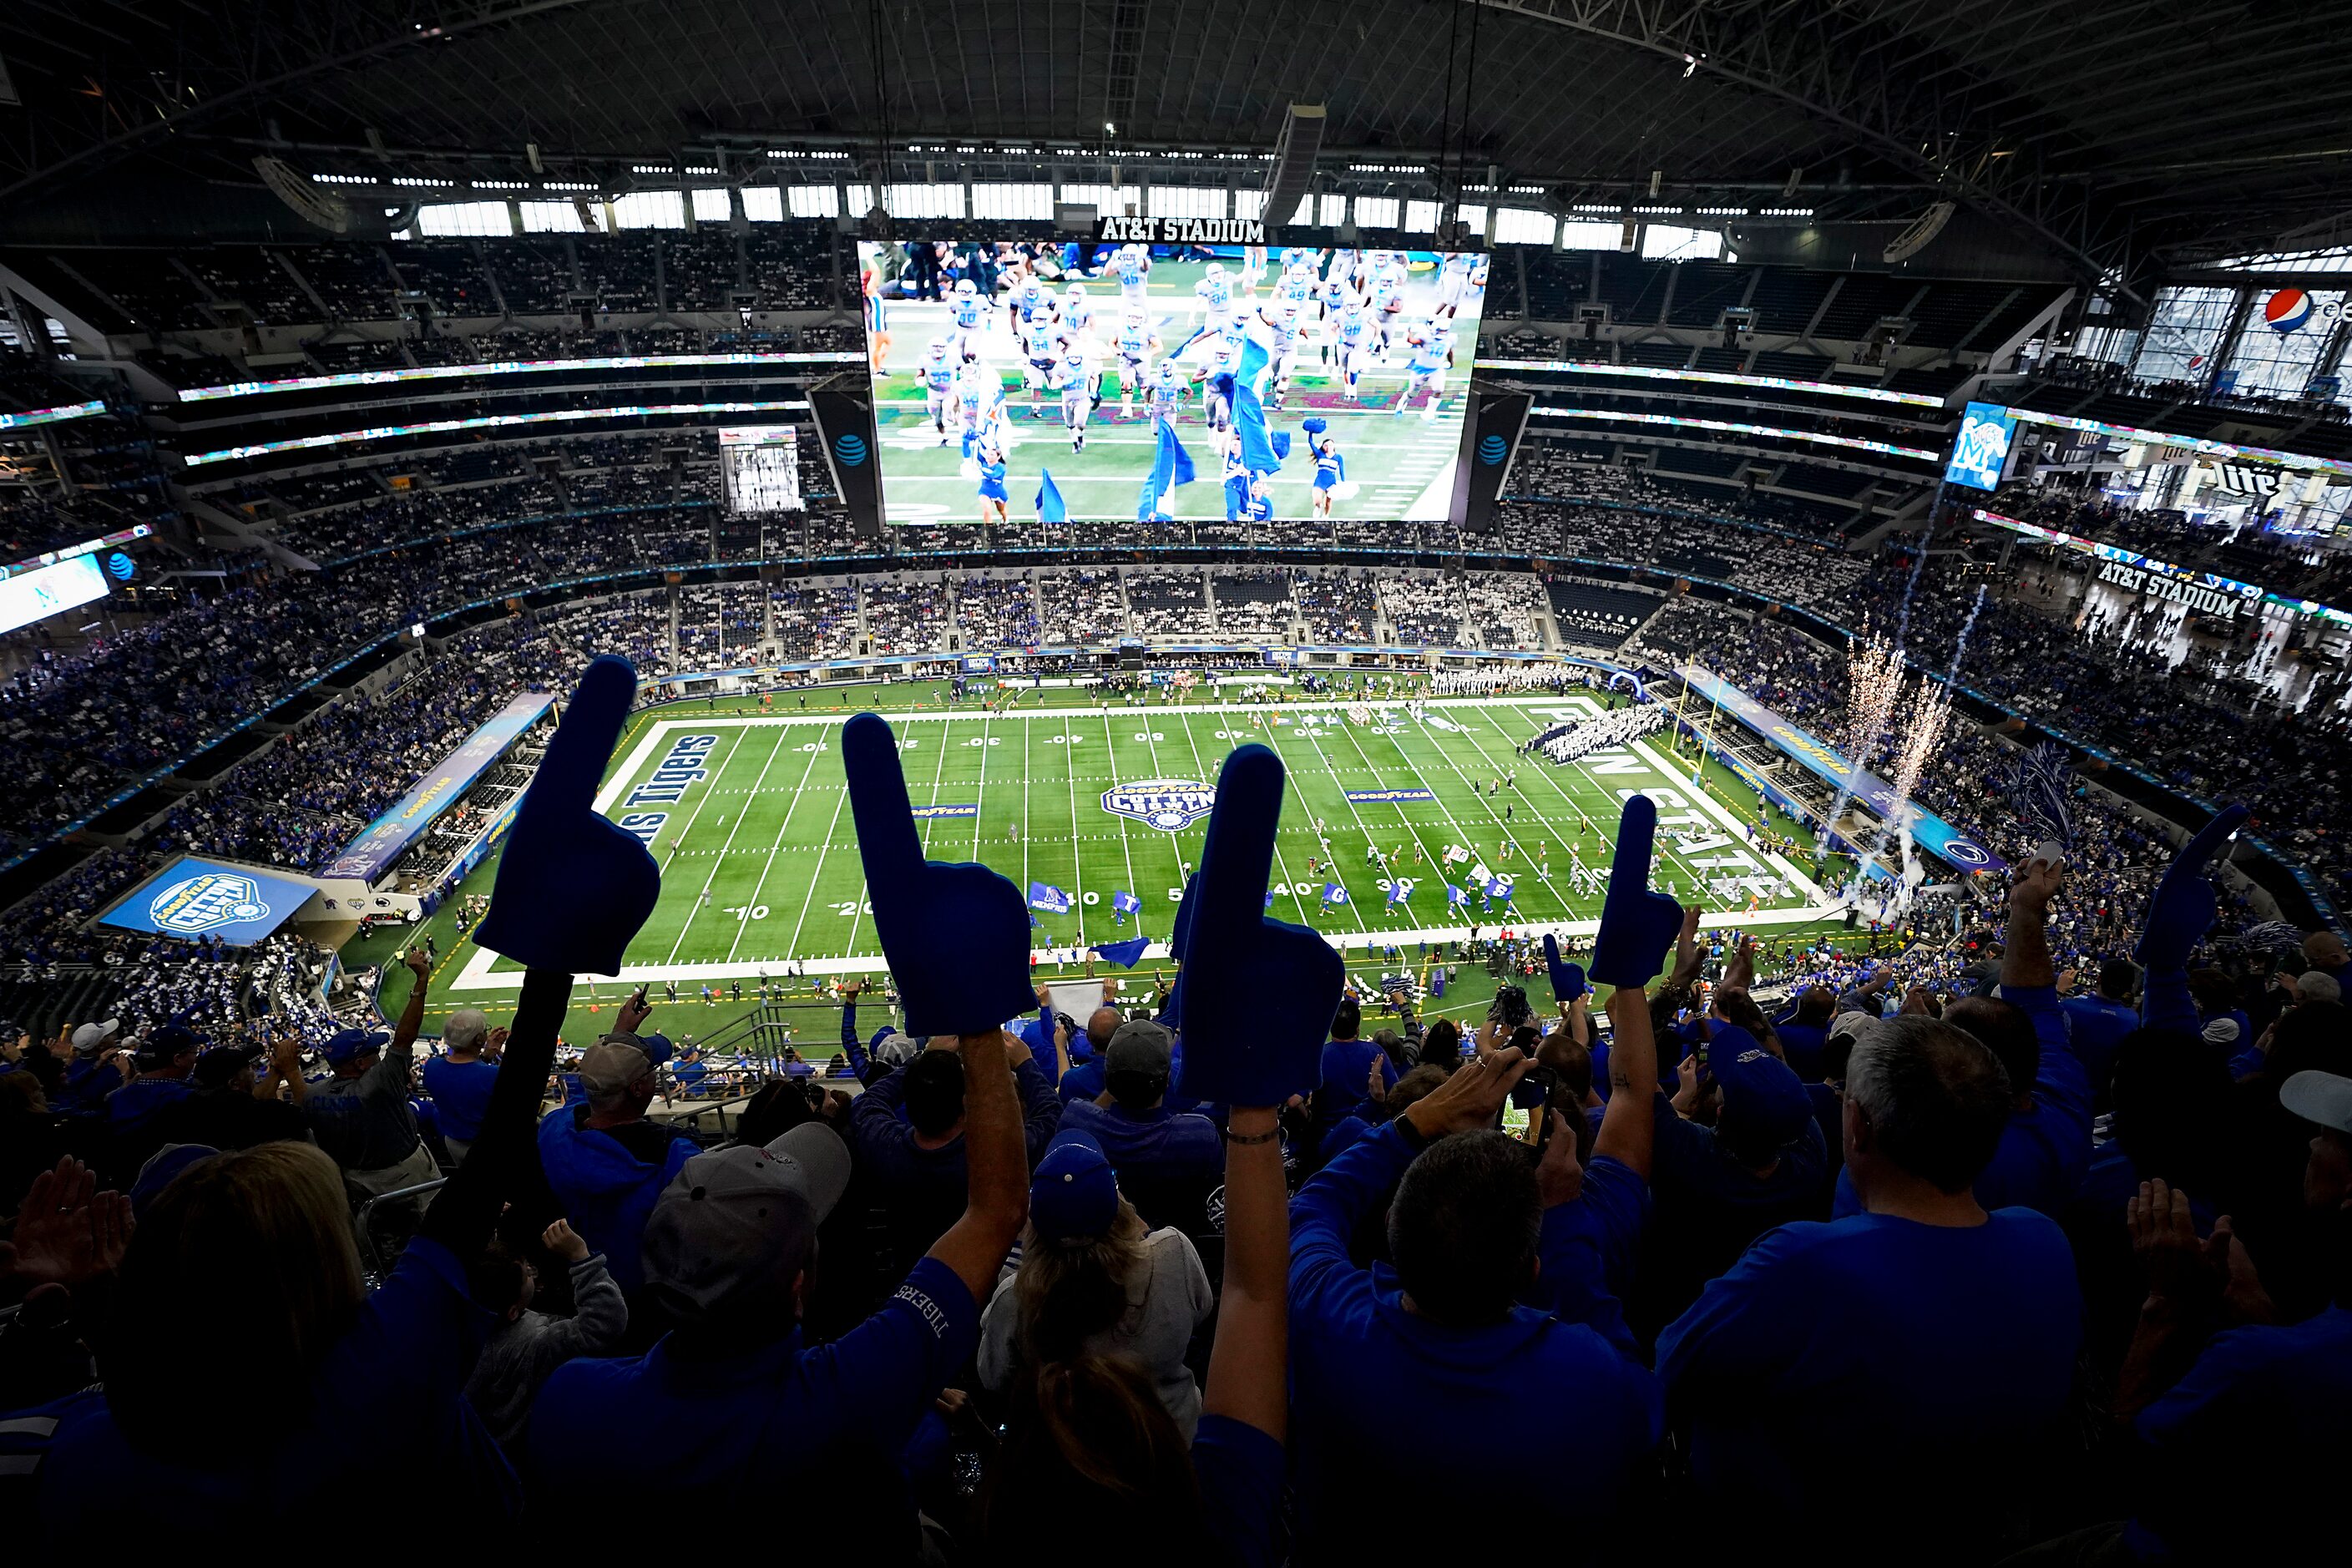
2280, 1070, 2352, 1138
71, 1019, 122, 1055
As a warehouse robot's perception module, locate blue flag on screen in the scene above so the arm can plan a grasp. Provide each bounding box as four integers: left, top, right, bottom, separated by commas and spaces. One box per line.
1321, 883, 1349, 906
1091, 935, 1151, 969
1028, 882, 1073, 915
1386, 879, 1411, 907
1446, 883, 1468, 907
1111, 890, 1142, 916
1136, 418, 1196, 521
1035, 469, 1068, 524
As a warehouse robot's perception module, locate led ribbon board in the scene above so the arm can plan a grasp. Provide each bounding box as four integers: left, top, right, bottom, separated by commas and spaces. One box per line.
1476, 359, 1946, 409
1531, 406, 1942, 462
0, 400, 106, 432
177, 352, 863, 402
183, 401, 810, 466
1973, 508, 2340, 625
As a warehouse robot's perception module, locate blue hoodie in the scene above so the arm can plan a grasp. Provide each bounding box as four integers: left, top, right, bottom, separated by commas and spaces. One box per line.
536, 1105, 696, 1294
1057, 1097, 1222, 1186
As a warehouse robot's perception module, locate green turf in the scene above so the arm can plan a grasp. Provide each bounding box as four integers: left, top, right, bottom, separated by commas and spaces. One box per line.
868, 255, 1476, 524
379, 680, 1861, 1044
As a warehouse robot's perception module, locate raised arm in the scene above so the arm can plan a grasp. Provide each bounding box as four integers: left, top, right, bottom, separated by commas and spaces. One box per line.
1589, 812, 1682, 1183
1202, 1102, 1287, 1441
925, 1030, 1031, 1304
432, 656, 661, 1257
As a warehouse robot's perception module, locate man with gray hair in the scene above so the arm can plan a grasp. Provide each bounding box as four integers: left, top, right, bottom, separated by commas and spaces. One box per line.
538, 990, 699, 1297
1657, 1013, 2083, 1559
421, 1006, 503, 1164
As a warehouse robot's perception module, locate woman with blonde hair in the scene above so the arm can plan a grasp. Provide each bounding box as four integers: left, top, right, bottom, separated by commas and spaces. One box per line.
976, 1128, 1213, 1437
28, 966, 578, 1550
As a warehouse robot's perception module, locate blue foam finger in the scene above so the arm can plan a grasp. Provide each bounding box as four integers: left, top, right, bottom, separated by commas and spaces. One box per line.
2137, 802, 2248, 970
1174, 745, 1345, 1107
1543, 933, 1587, 1003
1165, 873, 1200, 1029
842, 712, 1035, 1036
475, 655, 660, 976
1587, 795, 1685, 987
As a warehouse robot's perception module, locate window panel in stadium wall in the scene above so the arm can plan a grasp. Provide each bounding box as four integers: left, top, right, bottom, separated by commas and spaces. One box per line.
857, 240, 1489, 524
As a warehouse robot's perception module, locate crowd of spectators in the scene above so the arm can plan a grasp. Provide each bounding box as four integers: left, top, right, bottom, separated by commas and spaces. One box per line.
5, 742, 2343, 1562
1378, 574, 1466, 646
1124, 569, 1214, 637
860, 578, 953, 656
1464, 570, 1550, 649
1036, 568, 1130, 645
954, 575, 1042, 650
1294, 569, 1379, 643
1211, 570, 1298, 641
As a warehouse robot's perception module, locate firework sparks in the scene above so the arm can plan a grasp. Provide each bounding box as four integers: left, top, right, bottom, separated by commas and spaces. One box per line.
1890, 676, 1955, 810
1846, 630, 1905, 767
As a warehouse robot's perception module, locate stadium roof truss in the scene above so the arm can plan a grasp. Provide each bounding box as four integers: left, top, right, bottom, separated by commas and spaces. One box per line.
1, 0, 2347, 279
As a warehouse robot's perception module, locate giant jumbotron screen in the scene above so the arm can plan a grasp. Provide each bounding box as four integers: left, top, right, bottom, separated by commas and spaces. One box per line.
858, 241, 1487, 524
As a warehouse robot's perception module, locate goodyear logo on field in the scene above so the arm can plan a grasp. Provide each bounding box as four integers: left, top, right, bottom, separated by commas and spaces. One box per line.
833, 432, 869, 467
1102, 778, 1216, 832
1346, 788, 1435, 803
148, 873, 271, 934
910, 802, 979, 820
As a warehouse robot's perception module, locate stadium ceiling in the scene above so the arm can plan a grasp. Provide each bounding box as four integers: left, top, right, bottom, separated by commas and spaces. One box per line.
1, 0, 2347, 276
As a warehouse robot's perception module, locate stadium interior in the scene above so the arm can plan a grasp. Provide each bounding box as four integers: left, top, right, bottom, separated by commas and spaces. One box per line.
3, 2, 2351, 1557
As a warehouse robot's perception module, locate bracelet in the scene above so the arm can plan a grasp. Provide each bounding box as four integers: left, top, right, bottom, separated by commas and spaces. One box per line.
1223, 1124, 1282, 1146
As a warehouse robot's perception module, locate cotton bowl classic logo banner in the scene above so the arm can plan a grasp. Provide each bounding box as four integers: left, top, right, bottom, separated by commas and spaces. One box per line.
1101, 778, 1216, 831
96, 856, 320, 946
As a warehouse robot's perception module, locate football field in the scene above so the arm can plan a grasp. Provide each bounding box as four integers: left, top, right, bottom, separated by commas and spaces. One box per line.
444, 690, 1832, 1002
868, 255, 1474, 524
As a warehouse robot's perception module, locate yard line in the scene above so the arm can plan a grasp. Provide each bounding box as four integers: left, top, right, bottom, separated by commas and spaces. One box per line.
1096, 709, 1146, 930
1059, 719, 1088, 947
969, 708, 992, 859
1325, 715, 1492, 928
1020, 718, 1033, 893
1378, 703, 1583, 917
724, 736, 827, 964
1448, 695, 1717, 899
1252, 720, 1375, 935
649, 725, 749, 875
1171, 710, 1318, 928
846, 711, 953, 957
666, 726, 791, 964
782, 751, 854, 964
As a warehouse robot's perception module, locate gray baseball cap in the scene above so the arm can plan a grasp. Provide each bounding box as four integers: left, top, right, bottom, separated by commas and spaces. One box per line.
639, 1123, 852, 1323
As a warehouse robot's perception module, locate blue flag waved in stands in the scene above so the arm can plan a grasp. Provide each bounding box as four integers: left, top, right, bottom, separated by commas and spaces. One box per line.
1091, 934, 1151, 969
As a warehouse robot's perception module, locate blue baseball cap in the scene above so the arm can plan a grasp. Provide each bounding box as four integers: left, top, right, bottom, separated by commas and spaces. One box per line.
135, 1021, 206, 1065
322, 1027, 391, 1065
637, 1032, 675, 1066
1711, 1025, 1813, 1149
1030, 1129, 1121, 1244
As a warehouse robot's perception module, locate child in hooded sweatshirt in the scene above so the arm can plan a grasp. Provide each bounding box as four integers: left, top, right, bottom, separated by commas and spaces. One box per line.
463, 1218, 630, 1448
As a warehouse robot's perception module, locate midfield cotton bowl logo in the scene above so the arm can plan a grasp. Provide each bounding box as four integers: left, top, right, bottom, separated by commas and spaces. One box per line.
147, 873, 271, 933
1101, 778, 1216, 831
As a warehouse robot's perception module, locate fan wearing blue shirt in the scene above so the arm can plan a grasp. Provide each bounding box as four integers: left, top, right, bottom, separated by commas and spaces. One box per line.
1310, 994, 1395, 1149
419, 1007, 501, 1163
1658, 865, 2086, 1560
1832, 864, 2092, 1220
2061, 957, 2141, 1108
1056, 1019, 1222, 1193
1287, 1017, 1664, 1562
528, 1031, 1032, 1555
